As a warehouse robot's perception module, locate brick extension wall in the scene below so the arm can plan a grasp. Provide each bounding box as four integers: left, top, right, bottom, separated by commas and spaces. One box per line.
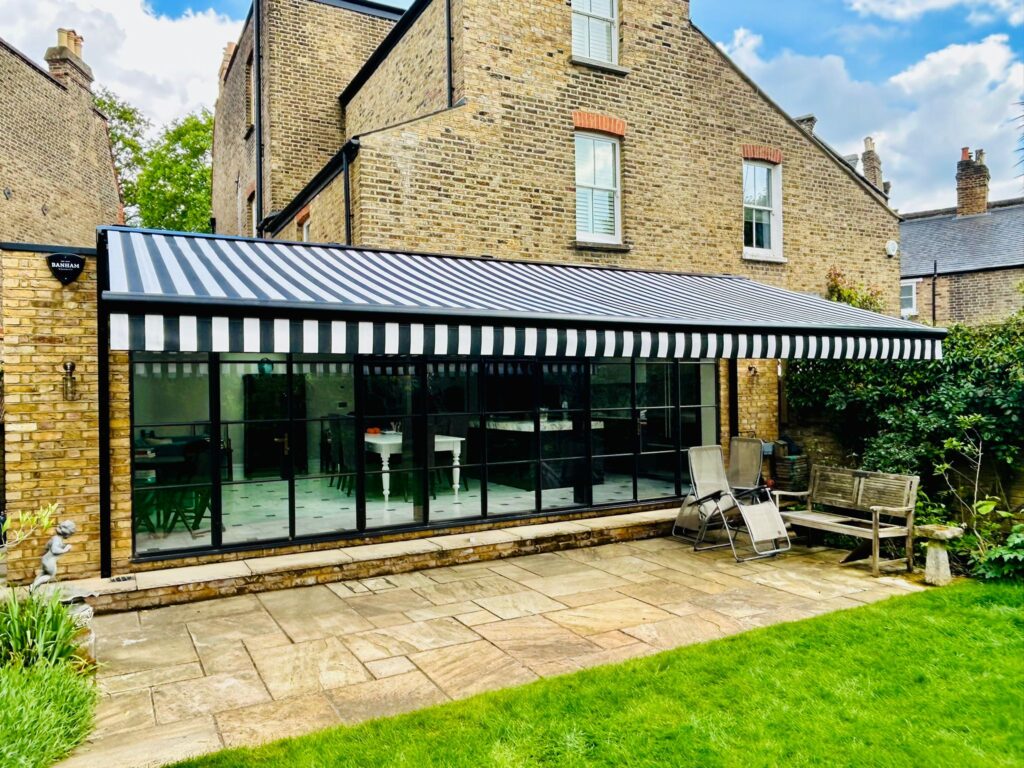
0, 38, 121, 583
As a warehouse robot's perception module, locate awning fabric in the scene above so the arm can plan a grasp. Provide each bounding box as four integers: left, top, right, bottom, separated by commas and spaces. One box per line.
101, 228, 946, 360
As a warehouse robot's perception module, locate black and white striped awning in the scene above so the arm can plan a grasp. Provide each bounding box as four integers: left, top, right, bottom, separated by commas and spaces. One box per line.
101, 228, 946, 360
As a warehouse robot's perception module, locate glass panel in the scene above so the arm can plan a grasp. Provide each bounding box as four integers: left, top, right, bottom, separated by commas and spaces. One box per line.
485, 361, 535, 412
132, 357, 209, 424
755, 209, 771, 249
428, 415, 471, 466
680, 362, 716, 407
571, 0, 590, 13
220, 357, 289, 423
588, 17, 613, 61
589, 0, 614, 19
133, 484, 213, 554
541, 361, 584, 411
222, 479, 290, 544
487, 464, 537, 515
576, 187, 593, 235
593, 409, 634, 456
744, 207, 755, 248
636, 361, 672, 407
592, 454, 635, 505
591, 189, 616, 236
592, 139, 615, 188
639, 407, 674, 452
133, 428, 214, 488
680, 406, 718, 448
591, 362, 631, 408
575, 135, 594, 186
637, 452, 677, 500
304, 415, 357, 488
294, 476, 356, 537
429, 465, 483, 522
541, 459, 588, 510
363, 362, 419, 417
426, 361, 478, 414
364, 469, 426, 528
485, 412, 538, 463
541, 412, 586, 460
222, 420, 291, 481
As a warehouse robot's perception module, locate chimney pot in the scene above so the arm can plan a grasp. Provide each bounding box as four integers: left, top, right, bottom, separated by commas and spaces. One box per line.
45, 27, 93, 91
961, 146, 971, 161
975, 149, 985, 166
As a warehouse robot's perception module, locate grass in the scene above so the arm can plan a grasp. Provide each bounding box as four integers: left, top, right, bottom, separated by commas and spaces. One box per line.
175, 581, 1024, 768
0, 663, 97, 768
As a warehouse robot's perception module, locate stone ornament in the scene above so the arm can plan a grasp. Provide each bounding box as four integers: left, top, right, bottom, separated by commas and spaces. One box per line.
915, 524, 965, 587
29, 519, 76, 593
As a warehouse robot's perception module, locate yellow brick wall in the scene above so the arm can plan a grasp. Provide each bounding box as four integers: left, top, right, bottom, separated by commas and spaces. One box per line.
212, 0, 395, 235
911, 268, 1024, 327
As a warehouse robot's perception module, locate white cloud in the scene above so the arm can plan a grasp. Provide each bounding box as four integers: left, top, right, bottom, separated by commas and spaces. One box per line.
847, 0, 1023, 26
720, 29, 1023, 212
0, 0, 243, 128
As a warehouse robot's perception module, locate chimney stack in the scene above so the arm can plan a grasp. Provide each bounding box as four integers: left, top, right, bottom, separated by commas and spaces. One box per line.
219, 42, 237, 84
956, 147, 990, 217
44, 28, 93, 92
861, 137, 884, 190
795, 114, 817, 135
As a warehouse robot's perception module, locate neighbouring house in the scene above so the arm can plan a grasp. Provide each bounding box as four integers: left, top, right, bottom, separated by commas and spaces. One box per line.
900, 148, 1024, 326
1, 1, 946, 590
0, 30, 122, 562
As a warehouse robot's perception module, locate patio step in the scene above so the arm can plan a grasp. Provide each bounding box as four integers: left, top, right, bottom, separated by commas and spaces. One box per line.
66, 509, 678, 614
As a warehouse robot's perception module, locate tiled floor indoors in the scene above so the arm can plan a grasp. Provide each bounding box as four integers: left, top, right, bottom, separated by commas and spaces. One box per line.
136, 472, 678, 554
60, 537, 924, 768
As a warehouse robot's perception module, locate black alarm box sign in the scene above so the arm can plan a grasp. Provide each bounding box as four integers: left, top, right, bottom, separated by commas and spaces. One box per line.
47, 254, 86, 286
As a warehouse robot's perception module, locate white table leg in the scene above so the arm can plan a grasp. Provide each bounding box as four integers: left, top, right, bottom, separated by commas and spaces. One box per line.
380, 452, 391, 507
451, 442, 462, 502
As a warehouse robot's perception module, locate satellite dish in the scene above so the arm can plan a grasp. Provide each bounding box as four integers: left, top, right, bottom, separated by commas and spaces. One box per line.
885, 240, 900, 258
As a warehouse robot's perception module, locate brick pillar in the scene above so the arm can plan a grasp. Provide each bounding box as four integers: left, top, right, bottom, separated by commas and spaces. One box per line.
956, 147, 990, 217
861, 137, 883, 190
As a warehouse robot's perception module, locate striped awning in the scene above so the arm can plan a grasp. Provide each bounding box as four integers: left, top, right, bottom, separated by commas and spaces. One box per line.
100, 228, 946, 360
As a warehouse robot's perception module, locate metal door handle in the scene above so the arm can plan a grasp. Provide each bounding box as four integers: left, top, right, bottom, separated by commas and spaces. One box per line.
274, 435, 290, 455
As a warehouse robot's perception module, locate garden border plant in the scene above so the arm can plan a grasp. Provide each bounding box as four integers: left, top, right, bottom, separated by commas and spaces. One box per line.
785, 271, 1024, 577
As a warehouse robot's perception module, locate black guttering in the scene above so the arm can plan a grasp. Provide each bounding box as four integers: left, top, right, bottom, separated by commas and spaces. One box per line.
95, 228, 112, 577
444, 0, 454, 107
0, 242, 96, 255
311, 0, 404, 20
338, 0, 434, 107
265, 139, 360, 237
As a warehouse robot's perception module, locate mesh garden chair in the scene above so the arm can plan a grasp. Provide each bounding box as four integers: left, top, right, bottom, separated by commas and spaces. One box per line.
673, 445, 790, 562
727, 437, 765, 498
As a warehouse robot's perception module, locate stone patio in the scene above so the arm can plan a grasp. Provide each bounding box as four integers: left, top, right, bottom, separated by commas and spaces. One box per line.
58, 538, 925, 768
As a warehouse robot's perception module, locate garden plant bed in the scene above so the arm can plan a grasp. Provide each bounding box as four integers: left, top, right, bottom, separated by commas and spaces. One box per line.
169, 580, 1023, 768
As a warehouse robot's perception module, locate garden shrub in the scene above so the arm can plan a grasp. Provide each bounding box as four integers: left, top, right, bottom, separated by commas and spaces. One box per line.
0, 590, 92, 671
786, 271, 1024, 575
973, 525, 1024, 580
0, 663, 96, 768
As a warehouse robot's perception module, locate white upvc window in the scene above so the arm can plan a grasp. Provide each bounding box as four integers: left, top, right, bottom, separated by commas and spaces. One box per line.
572, 0, 618, 65
900, 280, 918, 317
742, 161, 784, 262
575, 133, 621, 244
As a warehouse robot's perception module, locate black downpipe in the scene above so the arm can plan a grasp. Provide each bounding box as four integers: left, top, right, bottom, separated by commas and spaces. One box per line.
253, 0, 265, 234
96, 230, 112, 578
444, 0, 454, 108
728, 358, 739, 440
343, 151, 352, 246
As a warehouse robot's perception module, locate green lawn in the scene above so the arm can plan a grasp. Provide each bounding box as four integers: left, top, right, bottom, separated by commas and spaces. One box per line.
176, 582, 1023, 768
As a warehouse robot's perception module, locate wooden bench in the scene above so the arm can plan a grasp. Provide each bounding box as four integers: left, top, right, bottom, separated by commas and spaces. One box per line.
773, 466, 919, 576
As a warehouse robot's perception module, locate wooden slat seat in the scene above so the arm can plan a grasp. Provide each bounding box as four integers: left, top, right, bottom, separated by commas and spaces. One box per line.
774, 466, 919, 576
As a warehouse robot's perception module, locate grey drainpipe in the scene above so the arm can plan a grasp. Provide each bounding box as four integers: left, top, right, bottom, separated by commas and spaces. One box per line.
932, 259, 937, 326
254, 0, 265, 235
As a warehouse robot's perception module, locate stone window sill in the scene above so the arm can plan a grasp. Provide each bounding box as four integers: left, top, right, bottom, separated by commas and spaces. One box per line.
576, 240, 632, 253
570, 56, 630, 77
742, 249, 787, 264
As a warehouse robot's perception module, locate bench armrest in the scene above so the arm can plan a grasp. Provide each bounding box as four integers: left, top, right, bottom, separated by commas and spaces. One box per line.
772, 490, 809, 500
869, 504, 913, 515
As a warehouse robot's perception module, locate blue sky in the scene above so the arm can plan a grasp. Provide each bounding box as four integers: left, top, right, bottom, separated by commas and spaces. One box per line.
5, 0, 1020, 210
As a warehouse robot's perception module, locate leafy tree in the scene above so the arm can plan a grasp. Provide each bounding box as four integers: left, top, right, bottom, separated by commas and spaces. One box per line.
135, 109, 214, 233
93, 87, 151, 225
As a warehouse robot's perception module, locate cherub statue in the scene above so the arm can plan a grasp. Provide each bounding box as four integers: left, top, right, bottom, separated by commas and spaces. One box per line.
30, 520, 76, 593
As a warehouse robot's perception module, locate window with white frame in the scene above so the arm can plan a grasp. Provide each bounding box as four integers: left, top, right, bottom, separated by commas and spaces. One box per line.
572, 0, 618, 64
575, 133, 621, 244
743, 162, 784, 261
900, 280, 917, 317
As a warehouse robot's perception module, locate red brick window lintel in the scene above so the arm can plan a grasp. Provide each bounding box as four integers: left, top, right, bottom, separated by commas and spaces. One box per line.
742, 145, 783, 165
573, 111, 627, 138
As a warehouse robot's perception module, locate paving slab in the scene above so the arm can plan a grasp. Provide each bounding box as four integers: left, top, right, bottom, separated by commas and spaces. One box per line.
258, 585, 373, 641
342, 617, 481, 662
328, 670, 449, 724
216, 693, 341, 748
474, 615, 601, 666
57, 716, 222, 768
409, 640, 538, 699
472, 590, 568, 619
249, 637, 370, 699
152, 669, 271, 724
95, 622, 198, 678
546, 597, 673, 635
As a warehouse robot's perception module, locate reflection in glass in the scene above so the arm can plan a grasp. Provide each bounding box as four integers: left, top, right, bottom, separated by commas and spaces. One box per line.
591, 362, 631, 408
541, 459, 588, 510
487, 466, 537, 515
638, 452, 677, 500
221, 480, 290, 544
294, 477, 356, 537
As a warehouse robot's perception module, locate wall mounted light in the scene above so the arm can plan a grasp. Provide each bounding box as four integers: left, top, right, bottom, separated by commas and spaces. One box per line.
62, 361, 79, 401
747, 365, 759, 377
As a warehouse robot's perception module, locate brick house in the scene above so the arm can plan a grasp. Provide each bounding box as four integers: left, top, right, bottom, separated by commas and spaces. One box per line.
0, 30, 122, 577
1, 1, 946, 590
900, 148, 1024, 326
